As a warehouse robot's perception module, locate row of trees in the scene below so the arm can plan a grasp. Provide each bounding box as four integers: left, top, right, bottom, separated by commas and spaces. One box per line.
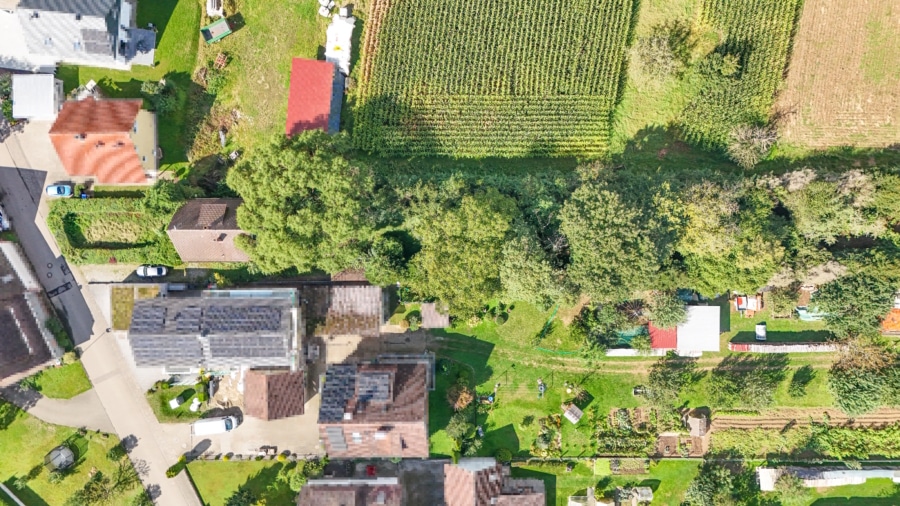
227, 132, 900, 320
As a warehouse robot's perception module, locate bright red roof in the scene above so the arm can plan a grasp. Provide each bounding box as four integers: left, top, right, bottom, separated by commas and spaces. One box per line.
649, 322, 677, 349
286, 58, 335, 136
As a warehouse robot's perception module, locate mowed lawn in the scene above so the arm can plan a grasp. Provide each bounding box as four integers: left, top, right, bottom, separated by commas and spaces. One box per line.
0, 401, 140, 505
26, 362, 92, 399
57, 0, 201, 173
512, 459, 700, 506
187, 461, 297, 506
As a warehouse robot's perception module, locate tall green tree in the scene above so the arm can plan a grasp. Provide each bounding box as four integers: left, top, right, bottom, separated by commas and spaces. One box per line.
647, 352, 698, 407
645, 291, 687, 329
226, 132, 376, 274
780, 178, 883, 245
813, 273, 895, 339
560, 181, 674, 301
499, 235, 569, 309
407, 188, 518, 316
681, 186, 785, 295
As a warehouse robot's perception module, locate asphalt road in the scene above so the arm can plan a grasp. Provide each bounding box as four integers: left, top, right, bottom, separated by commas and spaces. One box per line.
0, 164, 95, 344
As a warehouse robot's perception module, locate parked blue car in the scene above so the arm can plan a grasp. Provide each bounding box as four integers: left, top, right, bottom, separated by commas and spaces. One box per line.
46, 185, 73, 197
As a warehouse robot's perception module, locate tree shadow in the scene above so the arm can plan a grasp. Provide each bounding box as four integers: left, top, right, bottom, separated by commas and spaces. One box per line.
135, 0, 181, 44
2, 479, 50, 506
483, 423, 520, 456
351, 93, 440, 157
233, 462, 293, 504
0, 398, 20, 430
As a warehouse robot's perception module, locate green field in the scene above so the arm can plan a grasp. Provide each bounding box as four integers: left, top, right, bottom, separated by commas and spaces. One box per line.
47, 197, 180, 266
512, 459, 700, 506
354, 0, 635, 157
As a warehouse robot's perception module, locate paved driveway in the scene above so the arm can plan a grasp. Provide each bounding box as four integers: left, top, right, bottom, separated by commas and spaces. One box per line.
1, 138, 202, 505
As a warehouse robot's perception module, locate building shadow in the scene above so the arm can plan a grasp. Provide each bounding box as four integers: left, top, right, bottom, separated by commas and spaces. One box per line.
2, 479, 50, 506
508, 466, 557, 505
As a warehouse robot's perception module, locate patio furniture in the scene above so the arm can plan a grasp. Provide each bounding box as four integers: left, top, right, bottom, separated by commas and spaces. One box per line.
169, 396, 184, 409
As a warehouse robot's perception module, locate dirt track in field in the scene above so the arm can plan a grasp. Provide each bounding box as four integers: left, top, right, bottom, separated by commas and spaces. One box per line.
776, 0, 900, 148
712, 408, 900, 430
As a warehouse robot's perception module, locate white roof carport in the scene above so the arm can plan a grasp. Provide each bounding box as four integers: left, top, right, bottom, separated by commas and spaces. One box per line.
676, 306, 721, 353
12, 74, 60, 120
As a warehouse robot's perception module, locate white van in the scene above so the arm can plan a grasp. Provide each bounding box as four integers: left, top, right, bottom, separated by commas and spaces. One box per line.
191, 416, 240, 436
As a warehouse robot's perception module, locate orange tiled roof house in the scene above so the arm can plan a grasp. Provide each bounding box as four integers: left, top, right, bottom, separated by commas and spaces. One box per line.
318, 363, 429, 458
49, 97, 159, 184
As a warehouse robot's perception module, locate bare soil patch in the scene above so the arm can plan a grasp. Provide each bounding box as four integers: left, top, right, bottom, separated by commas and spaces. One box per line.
712, 408, 900, 430
777, 0, 900, 148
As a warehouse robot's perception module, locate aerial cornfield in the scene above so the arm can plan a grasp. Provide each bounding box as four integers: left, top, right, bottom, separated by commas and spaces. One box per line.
678, 0, 803, 147
353, 0, 635, 158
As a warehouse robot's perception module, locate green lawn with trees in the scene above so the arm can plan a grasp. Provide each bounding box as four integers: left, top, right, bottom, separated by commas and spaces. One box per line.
0, 401, 143, 505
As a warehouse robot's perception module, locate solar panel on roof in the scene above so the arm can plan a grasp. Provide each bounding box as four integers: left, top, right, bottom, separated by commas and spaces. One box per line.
319, 365, 357, 423
203, 305, 282, 333
174, 306, 202, 333
129, 304, 166, 333
358, 372, 390, 402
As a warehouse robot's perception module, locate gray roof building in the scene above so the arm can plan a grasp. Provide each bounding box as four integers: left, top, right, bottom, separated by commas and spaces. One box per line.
11, 73, 63, 119
127, 289, 301, 371
1, 0, 155, 71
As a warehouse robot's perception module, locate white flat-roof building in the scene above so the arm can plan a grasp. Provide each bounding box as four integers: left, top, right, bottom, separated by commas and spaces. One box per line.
11, 73, 62, 120
676, 305, 721, 355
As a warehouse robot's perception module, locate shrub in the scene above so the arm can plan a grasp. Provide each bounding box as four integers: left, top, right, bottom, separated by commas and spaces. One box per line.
406, 311, 421, 331
726, 124, 777, 169
45, 317, 73, 350
495, 312, 508, 325
277, 454, 287, 462
48, 470, 66, 484
62, 351, 78, 365
223, 454, 231, 462
645, 292, 687, 329
106, 443, 127, 461
495, 448, 512, 463
446, 384, 474, 411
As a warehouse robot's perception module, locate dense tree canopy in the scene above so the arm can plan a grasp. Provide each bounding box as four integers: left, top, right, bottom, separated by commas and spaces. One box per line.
407, 187, 518, 316
226, 132, 376, 274
560, 181, 674, 301
813, 273, 895, 339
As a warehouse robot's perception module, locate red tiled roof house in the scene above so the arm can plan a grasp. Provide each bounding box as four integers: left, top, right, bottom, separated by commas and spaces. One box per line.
49, 98, 158, 184
318, 363, 428, 458
243, 369, 305, 421
295, 478, 402, 506
286, 58, 342, 136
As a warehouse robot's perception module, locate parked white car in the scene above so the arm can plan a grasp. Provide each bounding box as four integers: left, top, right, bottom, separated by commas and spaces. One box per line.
191, 416, 240, 436
136, 265, 167, 278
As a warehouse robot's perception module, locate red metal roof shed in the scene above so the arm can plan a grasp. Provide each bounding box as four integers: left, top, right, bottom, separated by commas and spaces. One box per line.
648, 322, 677, 349
286, 58, 337, 136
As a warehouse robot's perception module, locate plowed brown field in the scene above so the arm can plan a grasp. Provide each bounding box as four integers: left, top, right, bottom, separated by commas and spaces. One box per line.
776, 0, 900, 148
712, 408, 900, 430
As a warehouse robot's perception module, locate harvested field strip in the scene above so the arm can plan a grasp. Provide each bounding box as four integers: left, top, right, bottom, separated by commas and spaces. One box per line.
712, 408, 900, 430
777, 0, 900, 148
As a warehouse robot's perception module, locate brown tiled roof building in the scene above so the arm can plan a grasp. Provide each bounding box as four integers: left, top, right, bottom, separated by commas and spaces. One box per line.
166, 198, 250, 263
243, 369, 305, 420
295, 478, 402, 506
444, 458, 546, 506
318, 363, 428, 458
0, 242, 62, 386
49, 98, 158, 184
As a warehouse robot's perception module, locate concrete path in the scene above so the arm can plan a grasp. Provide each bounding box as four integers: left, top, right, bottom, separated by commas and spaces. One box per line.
0, 386, 115, 433
1, 139, 202, 505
